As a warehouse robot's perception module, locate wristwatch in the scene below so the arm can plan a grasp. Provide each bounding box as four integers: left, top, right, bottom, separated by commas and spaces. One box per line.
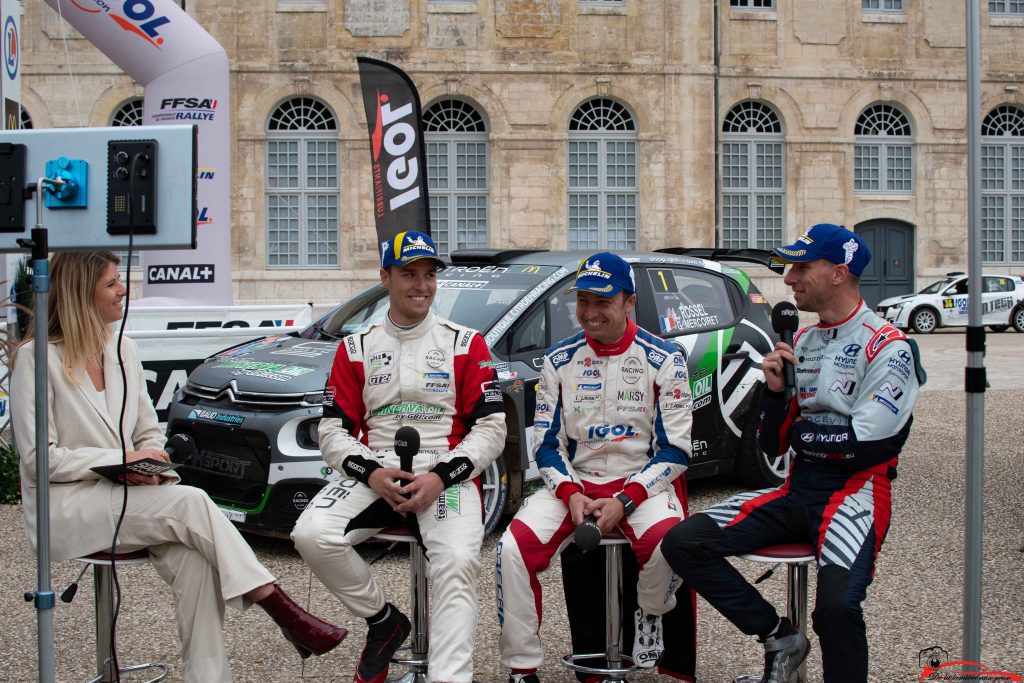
614, 492, 636, 517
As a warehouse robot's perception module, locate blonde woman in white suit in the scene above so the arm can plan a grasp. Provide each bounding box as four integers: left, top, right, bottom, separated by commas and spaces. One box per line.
11, 251, 346, 682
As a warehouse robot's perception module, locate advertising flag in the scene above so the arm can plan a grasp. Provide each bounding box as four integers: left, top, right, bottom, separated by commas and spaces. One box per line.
356, 57, 430, 245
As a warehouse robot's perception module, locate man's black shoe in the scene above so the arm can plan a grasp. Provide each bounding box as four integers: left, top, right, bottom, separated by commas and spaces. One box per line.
353, 604, 411, 683
508, 675, 540, 683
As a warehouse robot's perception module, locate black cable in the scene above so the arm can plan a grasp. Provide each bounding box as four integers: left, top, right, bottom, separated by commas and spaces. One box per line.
106, 151, 145, 682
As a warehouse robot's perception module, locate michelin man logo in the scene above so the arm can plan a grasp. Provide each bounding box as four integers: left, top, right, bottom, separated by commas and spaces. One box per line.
843, 239, 859, 265
584, 259, 602, 272
406, 234, 429, 248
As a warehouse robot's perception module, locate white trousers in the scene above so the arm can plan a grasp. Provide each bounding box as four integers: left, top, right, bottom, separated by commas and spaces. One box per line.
110, 484, 276, 683
291, 477, 484, 683
496, 479, 685, 672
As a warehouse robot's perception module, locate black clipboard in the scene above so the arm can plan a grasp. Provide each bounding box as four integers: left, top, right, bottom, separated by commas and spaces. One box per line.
91, 459, 182, 482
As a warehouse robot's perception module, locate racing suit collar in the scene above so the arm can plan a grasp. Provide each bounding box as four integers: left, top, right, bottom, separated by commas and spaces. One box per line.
384, 310, 435, 340
585, 317, 638, 356
816, 299, 865, 330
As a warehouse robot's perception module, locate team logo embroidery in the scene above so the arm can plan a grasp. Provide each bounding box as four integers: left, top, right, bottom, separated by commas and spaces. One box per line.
877, 381, 903, 400
830, 380, 856, 395
842, 239, 859, 265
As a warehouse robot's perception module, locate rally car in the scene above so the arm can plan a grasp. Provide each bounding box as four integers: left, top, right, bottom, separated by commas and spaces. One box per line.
876, 272, 1024, 333
166, 248, 783, 537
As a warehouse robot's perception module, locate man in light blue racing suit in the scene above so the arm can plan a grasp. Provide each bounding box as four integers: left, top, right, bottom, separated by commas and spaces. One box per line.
661, 224, 924, 683
497, 252, 693, 682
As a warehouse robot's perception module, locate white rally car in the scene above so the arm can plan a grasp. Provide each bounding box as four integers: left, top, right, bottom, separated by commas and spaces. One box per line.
876, 272, 1024, 333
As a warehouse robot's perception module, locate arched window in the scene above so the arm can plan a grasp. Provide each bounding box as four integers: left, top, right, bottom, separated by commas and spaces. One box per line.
854, 103, 914, 193
720, 100, 785, 249
981, 104, 1024, 263
265, 97, 339, 268
423, 99, 489, 256
111, 98, 144, 127
567, 98, 638, 250
19, 106, 32, 129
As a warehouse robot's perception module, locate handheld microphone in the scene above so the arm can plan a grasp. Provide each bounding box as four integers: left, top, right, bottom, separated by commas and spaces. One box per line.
770, 301, 800, 392
395, 426, 420, 500
165, 433, 196, 464
574, 515, 602, 553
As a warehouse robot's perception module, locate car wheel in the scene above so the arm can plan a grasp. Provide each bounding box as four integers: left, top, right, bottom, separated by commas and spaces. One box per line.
480, 457, 509, 535
911, 307, 939, 334
1013, 305, 1024, 333
989, 325, 1009, 333
733, 388, 788, 488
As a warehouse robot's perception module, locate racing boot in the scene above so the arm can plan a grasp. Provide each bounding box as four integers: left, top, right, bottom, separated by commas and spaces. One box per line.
632, 607, 664, 668
758, 618, 810, 683
257, 584, 347, 659
508, 674, 540, 683
354, 603, 412, 683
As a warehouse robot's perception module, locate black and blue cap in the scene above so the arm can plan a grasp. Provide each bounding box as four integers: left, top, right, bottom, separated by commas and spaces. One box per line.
772, 223, 872, 277
565, 252, 636, 297
380, 230, 446, 270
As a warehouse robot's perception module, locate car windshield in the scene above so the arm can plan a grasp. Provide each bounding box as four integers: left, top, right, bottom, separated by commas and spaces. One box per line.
310, 264, 561, 338
918, 278, 956, 295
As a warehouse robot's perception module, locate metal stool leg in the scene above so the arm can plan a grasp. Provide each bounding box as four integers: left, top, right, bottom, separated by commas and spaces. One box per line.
603, 543, 629, 682
787, 561, 809, 683
86, 564, 166, 683
388, 542, 428, 683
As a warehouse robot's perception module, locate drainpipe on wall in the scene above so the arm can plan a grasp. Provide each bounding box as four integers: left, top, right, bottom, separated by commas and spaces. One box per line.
713, 0, 721, 247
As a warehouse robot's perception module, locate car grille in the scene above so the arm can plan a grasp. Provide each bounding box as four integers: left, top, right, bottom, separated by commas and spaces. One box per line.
174, 423, 272, 509
182, 380, 319, 408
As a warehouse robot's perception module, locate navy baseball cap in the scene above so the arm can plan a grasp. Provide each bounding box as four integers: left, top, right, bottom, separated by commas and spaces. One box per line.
565, 252, 636, 297
380, 230, 446, 270
772, 224, 872, 277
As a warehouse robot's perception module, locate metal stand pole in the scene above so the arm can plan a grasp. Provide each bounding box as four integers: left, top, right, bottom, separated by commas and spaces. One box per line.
20, 179, 56, 683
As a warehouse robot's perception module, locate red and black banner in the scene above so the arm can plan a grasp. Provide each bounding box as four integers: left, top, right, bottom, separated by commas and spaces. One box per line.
356, 57, 431, 247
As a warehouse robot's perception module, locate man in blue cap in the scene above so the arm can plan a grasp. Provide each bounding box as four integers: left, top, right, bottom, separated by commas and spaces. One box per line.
661, 224, 924, 683
497, 252, 693, 681
293, 230, 507, 683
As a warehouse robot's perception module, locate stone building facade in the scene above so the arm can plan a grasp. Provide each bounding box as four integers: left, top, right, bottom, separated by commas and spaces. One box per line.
19, 1, 1024, 306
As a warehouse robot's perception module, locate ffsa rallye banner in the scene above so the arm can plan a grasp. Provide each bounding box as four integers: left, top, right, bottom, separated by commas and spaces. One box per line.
357, 57, 431, 247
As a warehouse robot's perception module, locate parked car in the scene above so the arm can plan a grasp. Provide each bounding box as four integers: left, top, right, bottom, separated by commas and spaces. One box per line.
166, 248, 783, 537
875, 272, 1024, 333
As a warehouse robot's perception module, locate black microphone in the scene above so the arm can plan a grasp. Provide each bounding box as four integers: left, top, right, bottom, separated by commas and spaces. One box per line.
770, 301, 800, 392
165, 433, 196, 464
395, 427, 420, 500
574, 515, 602, 553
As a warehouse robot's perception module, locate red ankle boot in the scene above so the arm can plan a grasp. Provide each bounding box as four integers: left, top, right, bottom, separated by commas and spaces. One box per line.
258, 584, 347, 658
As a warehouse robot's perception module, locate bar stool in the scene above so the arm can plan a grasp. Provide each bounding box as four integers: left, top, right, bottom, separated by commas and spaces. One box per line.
732, 543, 816, 683
75, 549, 168, 683
373, 526, 428, 683
561, 529, 639, 682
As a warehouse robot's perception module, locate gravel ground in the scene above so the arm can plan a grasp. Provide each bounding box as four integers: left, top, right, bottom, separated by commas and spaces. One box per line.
0, 333, 1022, 682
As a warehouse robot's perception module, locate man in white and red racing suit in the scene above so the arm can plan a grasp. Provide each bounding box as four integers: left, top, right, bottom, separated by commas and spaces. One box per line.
662, 224, 924, 683
497, 252, 692, 681
292, 231, 506, 683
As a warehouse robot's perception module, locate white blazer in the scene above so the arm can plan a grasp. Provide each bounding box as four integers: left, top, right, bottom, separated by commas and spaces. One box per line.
11, 335, 174, 561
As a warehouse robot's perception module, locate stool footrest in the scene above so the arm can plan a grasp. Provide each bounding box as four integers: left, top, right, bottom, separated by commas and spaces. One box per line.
561, 652, 639, 677
86, 661, 168, 683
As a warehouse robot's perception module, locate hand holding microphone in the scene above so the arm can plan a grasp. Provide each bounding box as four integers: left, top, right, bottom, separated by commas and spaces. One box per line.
769, 301, 800, 396
393, 426, 420, 501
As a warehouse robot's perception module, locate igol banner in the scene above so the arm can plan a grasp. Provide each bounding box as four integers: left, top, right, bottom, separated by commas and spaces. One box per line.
357, 57, 431, 252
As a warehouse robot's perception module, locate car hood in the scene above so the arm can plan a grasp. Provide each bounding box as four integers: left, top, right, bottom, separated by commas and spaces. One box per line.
189, 335, 340, 393
877, 293, 923, 307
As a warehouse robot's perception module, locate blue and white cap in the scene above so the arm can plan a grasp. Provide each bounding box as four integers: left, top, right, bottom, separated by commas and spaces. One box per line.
380, 230, 446, 270
565, 252, 636, 297
772, 223, 871, 277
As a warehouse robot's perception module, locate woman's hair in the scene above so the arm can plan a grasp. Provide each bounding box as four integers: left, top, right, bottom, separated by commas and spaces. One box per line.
15, 250, 120, 383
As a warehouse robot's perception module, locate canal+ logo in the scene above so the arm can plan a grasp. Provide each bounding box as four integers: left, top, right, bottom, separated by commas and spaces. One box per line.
68, 0, 172, 50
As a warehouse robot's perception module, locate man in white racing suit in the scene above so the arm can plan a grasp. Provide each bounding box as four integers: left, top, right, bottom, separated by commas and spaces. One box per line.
661, 224, 924, 683
497, 252, 693, 682
292, 231, 507, 683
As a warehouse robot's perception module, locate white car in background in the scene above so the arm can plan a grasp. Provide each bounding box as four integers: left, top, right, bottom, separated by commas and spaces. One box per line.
876, 272, 1024, 333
